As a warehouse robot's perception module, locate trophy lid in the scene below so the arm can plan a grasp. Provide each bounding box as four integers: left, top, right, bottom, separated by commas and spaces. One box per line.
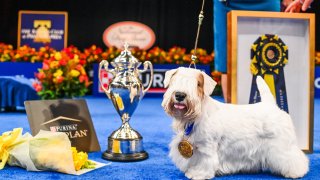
111, 42, 141, 69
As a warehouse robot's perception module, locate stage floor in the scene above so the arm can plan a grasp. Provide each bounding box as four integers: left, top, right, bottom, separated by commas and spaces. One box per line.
0, 96, 319, 179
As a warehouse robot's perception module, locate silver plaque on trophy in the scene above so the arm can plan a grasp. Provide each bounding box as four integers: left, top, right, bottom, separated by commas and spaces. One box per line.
98, 43, 153, 161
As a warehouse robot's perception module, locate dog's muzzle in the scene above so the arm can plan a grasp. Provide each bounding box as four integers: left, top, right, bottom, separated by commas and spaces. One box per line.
175, 92, 186, 102
174, 92, 187, 110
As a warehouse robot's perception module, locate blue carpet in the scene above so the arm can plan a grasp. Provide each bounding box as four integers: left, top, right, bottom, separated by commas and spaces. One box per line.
0, 96, 319, 179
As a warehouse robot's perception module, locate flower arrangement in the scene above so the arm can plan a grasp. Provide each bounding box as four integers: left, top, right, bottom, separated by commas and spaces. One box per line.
146, 47, 167, 64
84, 45, 104, 63
165, 46, 187, 64
33, 48, 90, 99
34, 46, 56, 62
13, 45, 37, 62
190, 48, 214, 65
145, 46, 214, 65
0, 43, 14, 62
1, 42, 220, 97
104, 46, 121, 61
0, 43, 214, 65
131, 47, 147, 62
0, 44, 55, 63
211, 70, 222, 86
1, 42, 320, 67
316, 52, 320, 66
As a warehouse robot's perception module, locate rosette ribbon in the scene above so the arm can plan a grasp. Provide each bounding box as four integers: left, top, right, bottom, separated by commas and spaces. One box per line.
249, 34, 289, 112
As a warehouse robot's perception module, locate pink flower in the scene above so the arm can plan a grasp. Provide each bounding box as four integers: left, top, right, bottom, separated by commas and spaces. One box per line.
32, 82, 42, 92
42, 62, 50, 70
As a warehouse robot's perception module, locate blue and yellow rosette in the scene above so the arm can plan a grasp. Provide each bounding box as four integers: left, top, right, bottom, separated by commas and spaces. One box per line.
249, 34, 289, 112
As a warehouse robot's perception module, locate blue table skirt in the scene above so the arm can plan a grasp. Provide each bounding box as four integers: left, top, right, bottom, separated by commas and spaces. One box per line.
0, 76, 39, 109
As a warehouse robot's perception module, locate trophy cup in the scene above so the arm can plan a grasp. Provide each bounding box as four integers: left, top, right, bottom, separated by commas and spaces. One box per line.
98, 43, 153, 161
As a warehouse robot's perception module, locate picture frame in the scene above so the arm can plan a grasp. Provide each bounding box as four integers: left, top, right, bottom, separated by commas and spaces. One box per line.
227, 11, 315, 153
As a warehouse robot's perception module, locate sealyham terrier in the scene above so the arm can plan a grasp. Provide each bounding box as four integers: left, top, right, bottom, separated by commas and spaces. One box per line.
162, 67, 308, 179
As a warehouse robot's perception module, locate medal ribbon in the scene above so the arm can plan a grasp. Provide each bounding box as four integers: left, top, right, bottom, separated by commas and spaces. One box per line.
184, 122, 194, 136
178, 122, 195, 158
249, 34, 289, 113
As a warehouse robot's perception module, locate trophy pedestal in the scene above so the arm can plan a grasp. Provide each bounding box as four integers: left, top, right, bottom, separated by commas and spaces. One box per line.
102, 124, 148, 161
102, 150, 148, 162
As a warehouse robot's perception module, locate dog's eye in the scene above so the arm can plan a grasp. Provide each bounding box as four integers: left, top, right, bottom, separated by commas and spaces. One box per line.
197, 82, 200, 87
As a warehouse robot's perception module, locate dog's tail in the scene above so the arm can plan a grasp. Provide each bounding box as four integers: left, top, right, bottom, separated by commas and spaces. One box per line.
256, 76, 275, 104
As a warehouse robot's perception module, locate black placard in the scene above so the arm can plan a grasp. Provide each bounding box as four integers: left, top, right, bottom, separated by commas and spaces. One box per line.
25, 99, 100, 152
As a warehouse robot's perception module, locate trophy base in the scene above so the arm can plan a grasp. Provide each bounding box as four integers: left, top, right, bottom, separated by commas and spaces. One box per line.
102, 151, 148, 162
103, 123, 148, 161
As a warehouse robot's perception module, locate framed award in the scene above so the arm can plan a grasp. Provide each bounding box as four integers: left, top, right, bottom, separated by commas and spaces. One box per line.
227, 10, 315, 153
18, 10, 68, 50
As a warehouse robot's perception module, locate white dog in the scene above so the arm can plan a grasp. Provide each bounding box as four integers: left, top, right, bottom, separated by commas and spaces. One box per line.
162, 67, 308, 179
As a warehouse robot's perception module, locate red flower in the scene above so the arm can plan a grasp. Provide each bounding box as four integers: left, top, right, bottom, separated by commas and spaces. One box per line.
76, 64, 83, 71
56, 76, 64, 84
79, 75, 88, 83
36, 71, 46, 80
68, 53, 75, 59
32, 82, 42, 92
42, 62, 50, 70
94, 47, 102, 55
59, 59, 67, 66
79, 59, 86, 65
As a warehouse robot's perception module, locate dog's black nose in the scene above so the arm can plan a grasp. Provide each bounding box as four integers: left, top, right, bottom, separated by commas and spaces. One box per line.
175, 92, 186, 102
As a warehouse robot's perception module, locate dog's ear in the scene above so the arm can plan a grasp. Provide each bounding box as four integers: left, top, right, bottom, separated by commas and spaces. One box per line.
163, 69, 178, 88
201, 71, 217, 96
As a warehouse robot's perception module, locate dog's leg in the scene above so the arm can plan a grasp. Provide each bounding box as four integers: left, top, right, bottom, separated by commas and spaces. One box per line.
267, 146, 309, 178
185, 144, 219, 180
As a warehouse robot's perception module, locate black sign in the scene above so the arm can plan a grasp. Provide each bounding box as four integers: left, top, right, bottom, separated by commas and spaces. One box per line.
25, 99, 100, 152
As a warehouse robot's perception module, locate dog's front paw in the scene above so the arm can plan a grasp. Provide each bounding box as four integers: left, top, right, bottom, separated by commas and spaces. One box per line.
185, 169, 215, 180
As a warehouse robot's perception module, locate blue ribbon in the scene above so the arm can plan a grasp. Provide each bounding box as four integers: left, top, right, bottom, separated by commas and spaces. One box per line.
184, 122, 194, 136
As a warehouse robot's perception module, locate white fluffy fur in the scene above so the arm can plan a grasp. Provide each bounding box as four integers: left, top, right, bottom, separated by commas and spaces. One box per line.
162, 67, 309, 179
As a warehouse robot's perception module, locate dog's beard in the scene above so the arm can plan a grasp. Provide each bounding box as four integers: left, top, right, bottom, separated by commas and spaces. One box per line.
164, 96, 201, 121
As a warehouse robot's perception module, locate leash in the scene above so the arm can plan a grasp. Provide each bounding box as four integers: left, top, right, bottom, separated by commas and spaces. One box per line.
178, 0, 206, 159
189, 0, 206, 69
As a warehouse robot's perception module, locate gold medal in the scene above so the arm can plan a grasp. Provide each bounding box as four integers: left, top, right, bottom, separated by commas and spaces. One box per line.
178, 140, 193, 158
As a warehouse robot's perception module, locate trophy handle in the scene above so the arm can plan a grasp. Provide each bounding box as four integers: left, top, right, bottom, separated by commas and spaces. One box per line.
140, 61, 153, 95
99, 60, 113, 98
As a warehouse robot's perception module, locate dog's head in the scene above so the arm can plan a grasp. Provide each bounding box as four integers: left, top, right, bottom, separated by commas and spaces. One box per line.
162, 67, 216, 121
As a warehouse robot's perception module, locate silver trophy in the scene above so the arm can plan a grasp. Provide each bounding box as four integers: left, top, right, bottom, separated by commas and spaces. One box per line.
98, 43, 153, 161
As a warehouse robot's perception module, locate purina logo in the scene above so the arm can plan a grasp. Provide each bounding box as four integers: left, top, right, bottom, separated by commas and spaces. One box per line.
42, 116, 88, 139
